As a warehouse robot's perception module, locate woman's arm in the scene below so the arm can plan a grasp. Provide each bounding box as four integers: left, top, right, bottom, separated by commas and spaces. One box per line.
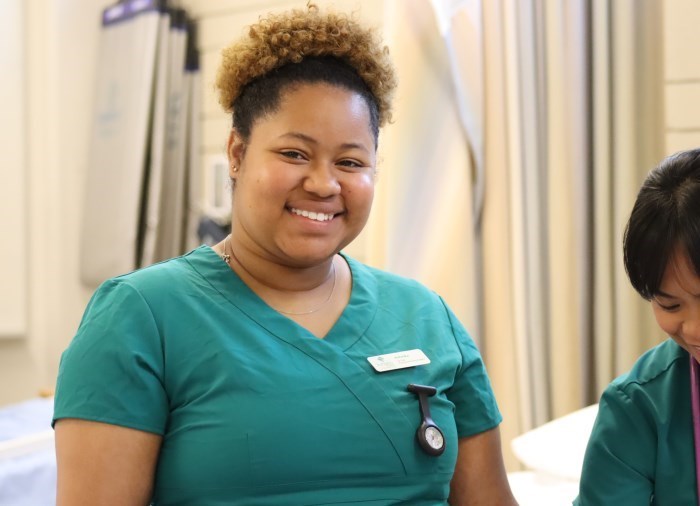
449, 426, 518, 506
55, 418, 162, 506
575, 386, 654, 504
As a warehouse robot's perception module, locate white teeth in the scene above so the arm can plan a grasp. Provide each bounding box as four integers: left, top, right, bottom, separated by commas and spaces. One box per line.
290, 208, 334, 222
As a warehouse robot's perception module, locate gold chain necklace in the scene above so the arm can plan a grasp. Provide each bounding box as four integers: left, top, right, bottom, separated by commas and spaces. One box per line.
219, 235, 337, 316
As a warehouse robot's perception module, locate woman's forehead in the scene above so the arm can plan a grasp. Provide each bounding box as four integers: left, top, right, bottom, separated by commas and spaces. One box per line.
249, 83, 375, 147
661, 247, 700, 295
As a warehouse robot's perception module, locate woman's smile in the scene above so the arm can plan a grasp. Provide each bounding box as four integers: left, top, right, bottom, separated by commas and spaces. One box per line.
289, 207, 336, 222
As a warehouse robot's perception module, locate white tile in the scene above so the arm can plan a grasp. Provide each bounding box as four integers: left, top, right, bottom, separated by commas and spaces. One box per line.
197, 2, 301, 50
200, 50, 222, 116
183, 0, 305, 18
665, 82, 700, 129
185, 0, 382, 22
665, 131, 700, 155
664, 0, 700, 80
202, 116, 232, 151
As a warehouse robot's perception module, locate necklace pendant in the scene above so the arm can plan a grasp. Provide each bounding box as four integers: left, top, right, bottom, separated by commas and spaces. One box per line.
220, 235, 232, 264
220, 233, 336, 316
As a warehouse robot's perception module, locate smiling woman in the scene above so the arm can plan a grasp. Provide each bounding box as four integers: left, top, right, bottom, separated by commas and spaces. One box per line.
576, 148, 700, 505
51, 4, 516, 505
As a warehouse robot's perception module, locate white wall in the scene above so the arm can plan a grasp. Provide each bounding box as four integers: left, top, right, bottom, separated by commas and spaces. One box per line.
664, 0, 700, 154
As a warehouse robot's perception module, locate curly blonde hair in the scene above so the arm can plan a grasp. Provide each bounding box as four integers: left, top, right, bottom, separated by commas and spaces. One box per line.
215, 3, 396, 128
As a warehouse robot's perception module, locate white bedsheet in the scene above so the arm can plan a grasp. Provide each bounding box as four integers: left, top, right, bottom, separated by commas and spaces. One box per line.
507, 404, 598, 505
0, 397, 55, 506
508, 470, 578, 505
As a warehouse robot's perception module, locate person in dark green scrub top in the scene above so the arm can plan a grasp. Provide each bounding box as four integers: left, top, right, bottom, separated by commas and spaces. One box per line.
53, 4, 517, 505
575, 148, 700, 505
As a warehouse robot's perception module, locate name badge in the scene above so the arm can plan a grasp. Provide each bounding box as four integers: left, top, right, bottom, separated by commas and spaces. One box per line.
367, 349, 430, 373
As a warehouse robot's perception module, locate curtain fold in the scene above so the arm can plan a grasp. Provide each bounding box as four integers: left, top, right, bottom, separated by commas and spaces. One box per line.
544, 0, 589, 419
590, 0, 615, 401
369, 0, 478, 337
479, 0, 523, 466
590, 0, 666, 396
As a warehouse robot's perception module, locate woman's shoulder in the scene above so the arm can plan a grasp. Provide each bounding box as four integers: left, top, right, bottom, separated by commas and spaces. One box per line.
91, 246, 213, 302
609, 339, 687, 395
343, 255, 454, 319
344, 254, 437, 297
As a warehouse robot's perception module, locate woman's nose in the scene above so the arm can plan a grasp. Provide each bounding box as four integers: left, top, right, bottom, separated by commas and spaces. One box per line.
683, 313, 700, 342
303, 162, 341, 197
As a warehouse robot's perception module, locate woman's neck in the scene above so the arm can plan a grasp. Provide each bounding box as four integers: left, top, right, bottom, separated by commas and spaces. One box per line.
215, 234, 352, 336
223, 235, 336, 294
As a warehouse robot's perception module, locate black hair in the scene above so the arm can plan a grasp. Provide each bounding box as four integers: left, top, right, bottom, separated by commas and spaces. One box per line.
623, 148, 700, 299
232, 56, 380, 146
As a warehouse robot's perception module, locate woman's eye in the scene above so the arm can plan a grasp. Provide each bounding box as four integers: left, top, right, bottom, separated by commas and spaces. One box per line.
658, 302, 680, 312
281, 151, 305, 160
337, 159, 363, 169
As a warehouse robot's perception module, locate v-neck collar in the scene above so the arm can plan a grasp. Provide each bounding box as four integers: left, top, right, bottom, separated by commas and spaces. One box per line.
184, 245, 378, 350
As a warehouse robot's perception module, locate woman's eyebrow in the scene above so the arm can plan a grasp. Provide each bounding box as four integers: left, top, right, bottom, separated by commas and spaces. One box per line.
655, 290, 676, 299
278, 132, 370, 153
656, 289, 700, 298
279, 132, 317, 144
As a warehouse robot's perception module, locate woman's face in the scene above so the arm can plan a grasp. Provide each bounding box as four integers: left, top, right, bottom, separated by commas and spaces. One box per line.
227, 82, 376, 267
652, 248, 700, 361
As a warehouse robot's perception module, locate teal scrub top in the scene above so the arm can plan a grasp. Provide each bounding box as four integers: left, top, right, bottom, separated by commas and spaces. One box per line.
574, 339, 696, 505
54, 246, 502, 505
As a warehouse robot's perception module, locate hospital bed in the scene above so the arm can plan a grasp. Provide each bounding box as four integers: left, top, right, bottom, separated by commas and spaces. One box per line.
0, 397, 55, 506
507, 404, 599, 505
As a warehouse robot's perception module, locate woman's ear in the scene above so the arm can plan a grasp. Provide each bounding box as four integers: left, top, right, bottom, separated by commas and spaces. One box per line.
227, 129, 245, 178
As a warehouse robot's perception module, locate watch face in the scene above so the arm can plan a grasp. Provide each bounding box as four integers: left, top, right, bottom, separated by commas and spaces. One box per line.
424, 425, 444, 450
